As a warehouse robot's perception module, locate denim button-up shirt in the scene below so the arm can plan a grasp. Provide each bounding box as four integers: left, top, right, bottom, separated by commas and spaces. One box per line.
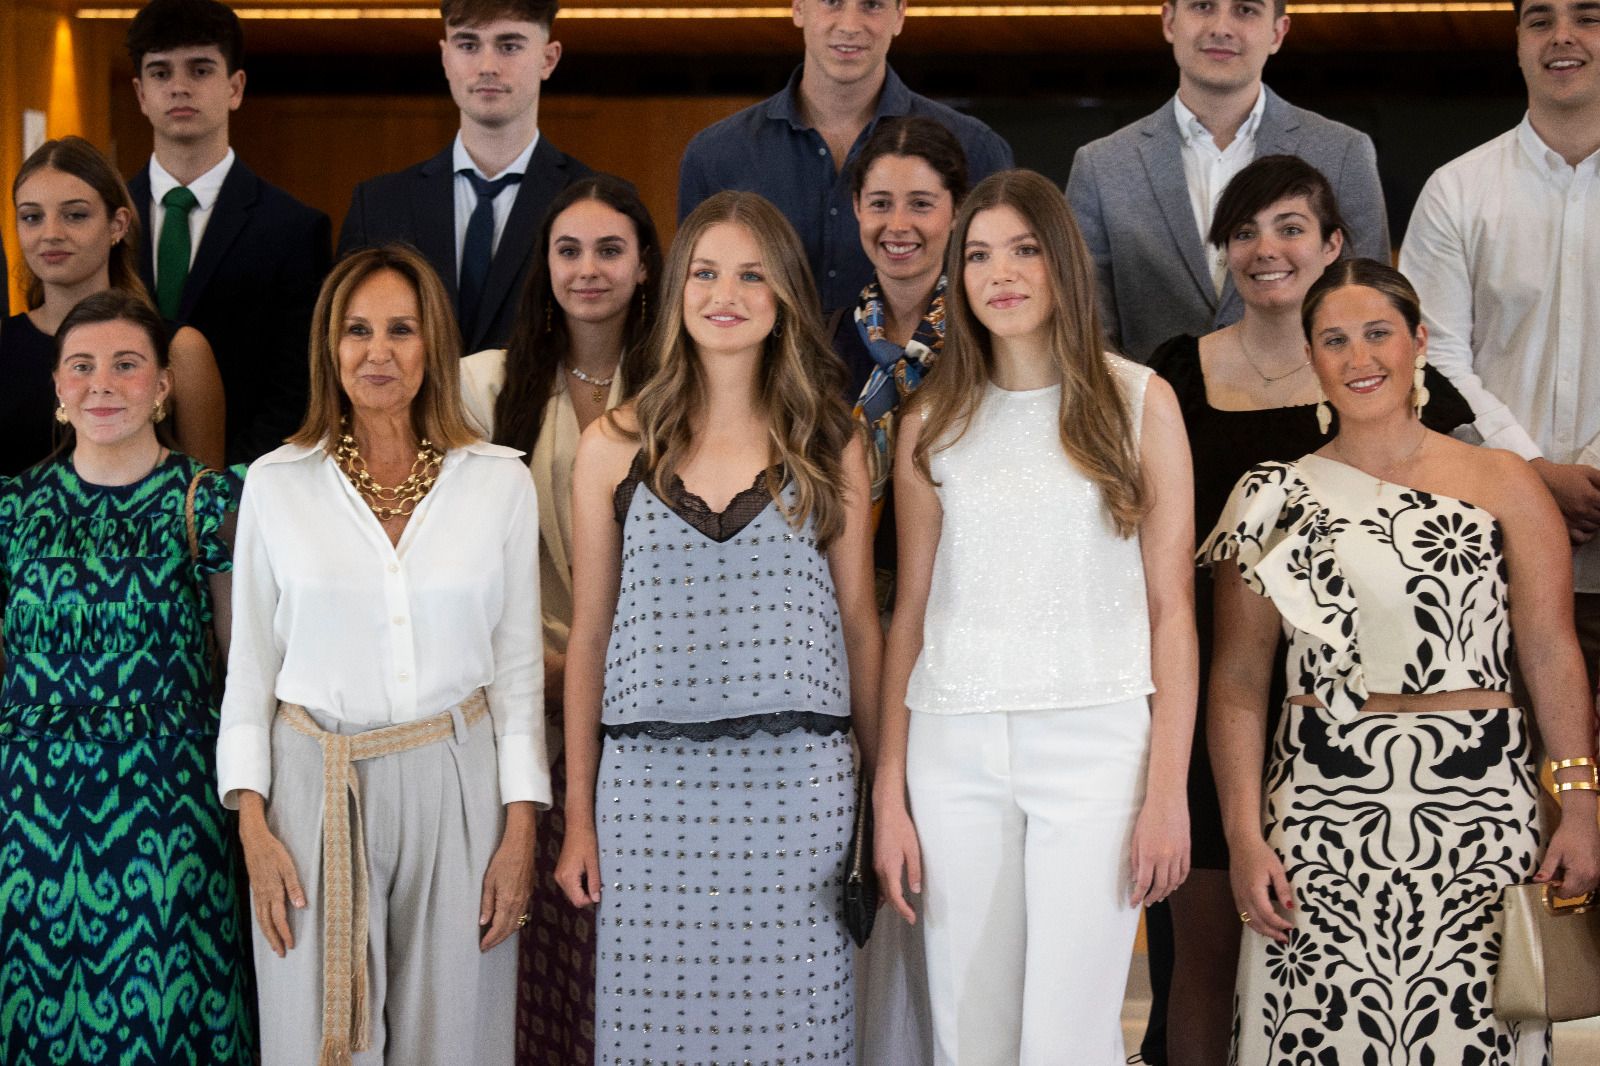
678, 65, 1014, 312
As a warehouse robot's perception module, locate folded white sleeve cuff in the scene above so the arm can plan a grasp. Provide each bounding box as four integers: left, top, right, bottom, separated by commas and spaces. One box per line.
1478, 417, 1541, 462
497, 734, 552, 809
216, 724, 273, 810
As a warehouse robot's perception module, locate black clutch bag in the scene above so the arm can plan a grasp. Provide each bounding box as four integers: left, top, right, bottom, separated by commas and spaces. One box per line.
843, 774, 878, 947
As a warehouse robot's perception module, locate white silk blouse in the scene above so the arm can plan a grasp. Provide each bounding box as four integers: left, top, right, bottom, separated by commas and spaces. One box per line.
216, 440, 548, 810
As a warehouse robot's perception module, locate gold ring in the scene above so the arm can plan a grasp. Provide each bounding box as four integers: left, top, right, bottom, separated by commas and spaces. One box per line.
516, 913, 530, 928
1239, 911, 1252, 924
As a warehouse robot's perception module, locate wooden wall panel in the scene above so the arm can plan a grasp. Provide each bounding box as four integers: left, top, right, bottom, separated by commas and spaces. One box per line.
2, 0, 113, 310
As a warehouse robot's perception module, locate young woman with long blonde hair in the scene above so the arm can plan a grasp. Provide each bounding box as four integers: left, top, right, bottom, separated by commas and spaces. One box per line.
555, 191, 881, 1064
874, 170, 1199, 1064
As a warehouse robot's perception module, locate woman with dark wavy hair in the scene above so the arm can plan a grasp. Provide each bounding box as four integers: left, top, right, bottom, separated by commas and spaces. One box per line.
555, 190, 880, 1064
458, 173, 661, 1066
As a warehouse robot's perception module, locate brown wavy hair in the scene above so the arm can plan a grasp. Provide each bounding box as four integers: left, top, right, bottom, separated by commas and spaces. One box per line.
913, 169, 1146, 537
13, 137, 152, 311
290, 244, 479, 451
629, 191, 853, 548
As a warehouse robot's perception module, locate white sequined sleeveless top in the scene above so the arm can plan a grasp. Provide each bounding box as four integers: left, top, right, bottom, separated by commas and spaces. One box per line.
906, 355, 1156, 714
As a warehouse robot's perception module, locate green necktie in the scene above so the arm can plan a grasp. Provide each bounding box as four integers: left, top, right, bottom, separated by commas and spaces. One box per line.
156, 185, 199, 319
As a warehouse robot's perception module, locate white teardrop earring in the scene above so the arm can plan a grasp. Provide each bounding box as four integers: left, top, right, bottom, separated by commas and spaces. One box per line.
1412, 353, 1429, 418
1316, 385, 1333, 435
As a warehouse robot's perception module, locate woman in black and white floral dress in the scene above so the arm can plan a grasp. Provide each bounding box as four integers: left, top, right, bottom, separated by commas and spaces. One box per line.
1202, 259, 1599, 1066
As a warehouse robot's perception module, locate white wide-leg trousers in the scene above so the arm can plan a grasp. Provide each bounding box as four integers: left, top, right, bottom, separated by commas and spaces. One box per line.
908, 700, 1150, 1066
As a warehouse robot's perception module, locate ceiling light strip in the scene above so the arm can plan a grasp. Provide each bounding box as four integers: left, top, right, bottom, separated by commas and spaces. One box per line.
72, 2, 1513, 19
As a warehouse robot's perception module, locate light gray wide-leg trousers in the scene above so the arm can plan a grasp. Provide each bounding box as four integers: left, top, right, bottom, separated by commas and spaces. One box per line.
253, 705, 517, 1066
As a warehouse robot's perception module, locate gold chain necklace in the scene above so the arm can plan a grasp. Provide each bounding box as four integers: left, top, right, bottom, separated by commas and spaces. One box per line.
1236, 327, 1310, 384
335, 425, 443, 521
1333, 427, 1429, 496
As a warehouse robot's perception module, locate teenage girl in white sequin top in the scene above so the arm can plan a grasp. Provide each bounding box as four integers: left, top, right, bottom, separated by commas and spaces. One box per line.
874, 170, 1200, 1066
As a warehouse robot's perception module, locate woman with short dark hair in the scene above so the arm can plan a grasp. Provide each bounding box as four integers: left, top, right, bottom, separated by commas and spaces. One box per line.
1146, 156, 1469, 1066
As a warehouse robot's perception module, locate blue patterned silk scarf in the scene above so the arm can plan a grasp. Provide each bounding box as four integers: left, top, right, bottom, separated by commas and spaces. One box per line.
851, 275, 946, 513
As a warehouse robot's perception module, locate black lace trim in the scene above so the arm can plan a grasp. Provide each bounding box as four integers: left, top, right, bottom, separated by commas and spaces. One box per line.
613, 449, 787, 542
602, 711, 850, 742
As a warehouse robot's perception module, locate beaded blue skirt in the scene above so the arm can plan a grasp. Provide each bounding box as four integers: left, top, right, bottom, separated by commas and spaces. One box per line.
593, 727, 855, 1064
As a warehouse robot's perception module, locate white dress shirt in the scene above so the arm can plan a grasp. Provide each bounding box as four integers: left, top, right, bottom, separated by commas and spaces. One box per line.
1174, 90, 1265, 297
217, 440, 548, 808
147, 148, 236, 284
1400, 115, 1600, 592
451, 132, 539, 282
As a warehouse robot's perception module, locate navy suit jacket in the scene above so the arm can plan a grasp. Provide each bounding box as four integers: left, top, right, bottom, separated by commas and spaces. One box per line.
129, 158, 332, 463
336, 138, 593, 354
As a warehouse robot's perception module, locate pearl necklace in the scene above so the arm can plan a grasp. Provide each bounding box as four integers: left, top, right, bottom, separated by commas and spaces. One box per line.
335, 426, 443, 521
567, 363, 617, 405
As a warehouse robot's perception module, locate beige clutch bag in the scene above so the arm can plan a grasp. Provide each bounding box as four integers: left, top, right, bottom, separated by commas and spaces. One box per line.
1494, 884, 1600, 1022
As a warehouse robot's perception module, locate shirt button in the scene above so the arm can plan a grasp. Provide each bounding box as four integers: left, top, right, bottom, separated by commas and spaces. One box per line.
829, 207, 838, 216
388, 563, 400, 574
828, 270, 837, 278
398, 672, 410, 683
817, 147, 827, 157
393, 615, 406, 626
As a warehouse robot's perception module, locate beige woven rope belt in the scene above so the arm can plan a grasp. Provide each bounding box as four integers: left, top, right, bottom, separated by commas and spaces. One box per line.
277, 689, 490, 1066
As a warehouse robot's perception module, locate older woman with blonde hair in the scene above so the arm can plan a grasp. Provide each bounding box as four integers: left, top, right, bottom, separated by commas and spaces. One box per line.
218, 244, 546, 1066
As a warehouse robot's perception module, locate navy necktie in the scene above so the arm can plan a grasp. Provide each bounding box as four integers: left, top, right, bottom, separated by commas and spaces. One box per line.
457, 169, 523, 342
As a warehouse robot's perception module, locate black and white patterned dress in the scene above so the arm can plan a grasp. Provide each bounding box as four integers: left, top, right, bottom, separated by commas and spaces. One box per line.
1200, 455, 1548, 1066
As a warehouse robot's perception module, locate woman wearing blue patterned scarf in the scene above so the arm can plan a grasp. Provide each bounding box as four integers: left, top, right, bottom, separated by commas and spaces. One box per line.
830, 117, 968, 601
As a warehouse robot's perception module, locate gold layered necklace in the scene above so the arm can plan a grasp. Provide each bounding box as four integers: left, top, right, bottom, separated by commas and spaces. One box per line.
335, 422, 443, 521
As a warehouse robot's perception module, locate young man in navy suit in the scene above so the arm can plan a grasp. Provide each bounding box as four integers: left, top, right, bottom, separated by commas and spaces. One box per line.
337, 0, 592, 354
125, 0, 331, 463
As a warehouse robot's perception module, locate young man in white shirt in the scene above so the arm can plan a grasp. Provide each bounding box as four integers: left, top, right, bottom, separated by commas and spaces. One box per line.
1067, 0, 1388, 363
124, 0, 331, 463
338, 0, 592, 352
1400, 0, 1600, 688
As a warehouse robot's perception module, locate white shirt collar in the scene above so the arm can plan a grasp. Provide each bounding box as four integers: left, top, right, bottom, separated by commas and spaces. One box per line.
1515, 113, 1600, 177
252, 437, 520, 469
1173, 89, 1266, 150
147, 148, 236, 210
451, 132, 539, 180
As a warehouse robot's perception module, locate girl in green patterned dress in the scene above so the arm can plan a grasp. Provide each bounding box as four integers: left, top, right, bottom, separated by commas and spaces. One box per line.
0, 291, 254, 1064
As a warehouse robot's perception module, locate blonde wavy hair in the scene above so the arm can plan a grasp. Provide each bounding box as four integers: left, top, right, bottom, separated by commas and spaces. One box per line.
629, 191, 853, 548
914, 169, 1146, 537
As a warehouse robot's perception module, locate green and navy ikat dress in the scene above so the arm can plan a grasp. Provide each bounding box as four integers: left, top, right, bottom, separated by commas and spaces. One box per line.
0, 455, 255, 1066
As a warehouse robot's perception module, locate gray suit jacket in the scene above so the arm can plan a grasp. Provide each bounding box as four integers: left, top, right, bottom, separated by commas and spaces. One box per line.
1066, 87, 1388, 363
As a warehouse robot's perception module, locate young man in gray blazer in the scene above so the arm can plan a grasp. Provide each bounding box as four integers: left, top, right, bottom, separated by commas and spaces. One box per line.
1067, 0, 1387, 364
